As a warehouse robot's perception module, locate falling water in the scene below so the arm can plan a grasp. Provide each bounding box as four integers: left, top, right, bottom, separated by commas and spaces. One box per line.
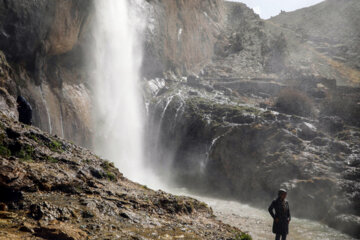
91, 0, 146, 183
38, 85, 52, 134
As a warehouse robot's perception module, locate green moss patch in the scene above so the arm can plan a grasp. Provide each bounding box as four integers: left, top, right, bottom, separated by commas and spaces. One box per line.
46, 139, 64, 153
235, 233, 252, 240
46, 156, 58, 163
104, 171, 116, 181
16, 145, 35, 161
0, 145, 10, 157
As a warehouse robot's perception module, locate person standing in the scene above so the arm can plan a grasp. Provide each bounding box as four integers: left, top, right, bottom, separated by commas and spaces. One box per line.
17, 96, 32, 125
268, 189, 291, 240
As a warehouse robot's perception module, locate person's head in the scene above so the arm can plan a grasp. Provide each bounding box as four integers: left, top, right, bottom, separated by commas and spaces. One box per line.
278, 189, 287, 200
17, 96, 25, 105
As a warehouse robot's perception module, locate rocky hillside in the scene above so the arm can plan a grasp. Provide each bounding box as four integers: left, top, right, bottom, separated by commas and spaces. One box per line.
0, 113, 248, 240
203, 1, 275, 79
267, 0, 360, 86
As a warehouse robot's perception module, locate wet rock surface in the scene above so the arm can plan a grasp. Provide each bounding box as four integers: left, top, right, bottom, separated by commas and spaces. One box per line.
0, 113, 244, 239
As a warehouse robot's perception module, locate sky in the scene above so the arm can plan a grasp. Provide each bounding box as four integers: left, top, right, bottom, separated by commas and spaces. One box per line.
228, 0, 325, 19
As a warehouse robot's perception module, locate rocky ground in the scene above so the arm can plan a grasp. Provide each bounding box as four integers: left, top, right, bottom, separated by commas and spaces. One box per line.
0, 113, 249, 240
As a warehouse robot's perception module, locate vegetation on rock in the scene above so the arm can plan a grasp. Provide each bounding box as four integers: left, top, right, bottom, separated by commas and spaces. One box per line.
275, 88, 314, 117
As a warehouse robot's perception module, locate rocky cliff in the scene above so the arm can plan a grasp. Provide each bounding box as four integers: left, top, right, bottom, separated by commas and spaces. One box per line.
143, 0, 225, 77
0, 0, 228, 148
0, 0, 93, 147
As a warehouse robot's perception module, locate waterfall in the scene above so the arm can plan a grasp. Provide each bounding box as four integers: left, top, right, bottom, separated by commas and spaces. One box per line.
91, 0, 146, 183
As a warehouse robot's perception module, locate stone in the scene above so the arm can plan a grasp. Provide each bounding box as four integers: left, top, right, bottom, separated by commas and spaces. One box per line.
187, 75, 200, 85
319, 116, 344, 133
332, 214, 360, 238
311, 137, 329, 146
0, 203, 8, 211
19, 223, 35, 233
298, 122, 317, 140
34, 221, 87, 240
329, 141, 352, 154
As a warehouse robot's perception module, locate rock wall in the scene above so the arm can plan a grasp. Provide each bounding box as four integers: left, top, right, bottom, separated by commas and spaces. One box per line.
0, 0, 94, 147
143, 0, 225, 77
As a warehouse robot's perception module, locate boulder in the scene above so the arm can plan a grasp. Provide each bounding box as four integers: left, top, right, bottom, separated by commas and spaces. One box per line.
319, 116, 344, 133
187, 75, 200, 85
311, 137, 330, 146
331, 214, 360, 239
297, 122, 317, 140
34, 221, 87, 240
329, 141, 352, 154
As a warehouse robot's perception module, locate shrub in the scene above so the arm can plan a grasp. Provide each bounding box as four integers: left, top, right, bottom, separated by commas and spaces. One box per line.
105, 171, 116, 181
47, 140, 63, 152
235, 232, 252, 240
16, 145, 34, 161
275, 88, 314, 117
0, 145, 10, 157
321, 93, 360, 127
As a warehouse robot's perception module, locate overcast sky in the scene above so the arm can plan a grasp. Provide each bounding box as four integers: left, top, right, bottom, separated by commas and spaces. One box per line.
228, 0, 325, 19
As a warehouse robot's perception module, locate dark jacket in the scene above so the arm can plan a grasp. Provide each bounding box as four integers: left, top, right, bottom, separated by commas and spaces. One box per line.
268, 198, 291, 234
17, 96, 32, 125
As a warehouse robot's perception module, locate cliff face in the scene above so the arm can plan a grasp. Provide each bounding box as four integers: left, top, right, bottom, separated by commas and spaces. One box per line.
0, 0, 93, 147
143, 0, 225, 77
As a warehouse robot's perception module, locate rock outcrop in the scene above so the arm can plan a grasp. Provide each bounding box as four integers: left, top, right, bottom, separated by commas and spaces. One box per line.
0, 113, 247, 239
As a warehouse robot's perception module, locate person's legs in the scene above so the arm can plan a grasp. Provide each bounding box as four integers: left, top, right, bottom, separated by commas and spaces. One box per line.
275, 234, 281, 240
281, 234, 287, 240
